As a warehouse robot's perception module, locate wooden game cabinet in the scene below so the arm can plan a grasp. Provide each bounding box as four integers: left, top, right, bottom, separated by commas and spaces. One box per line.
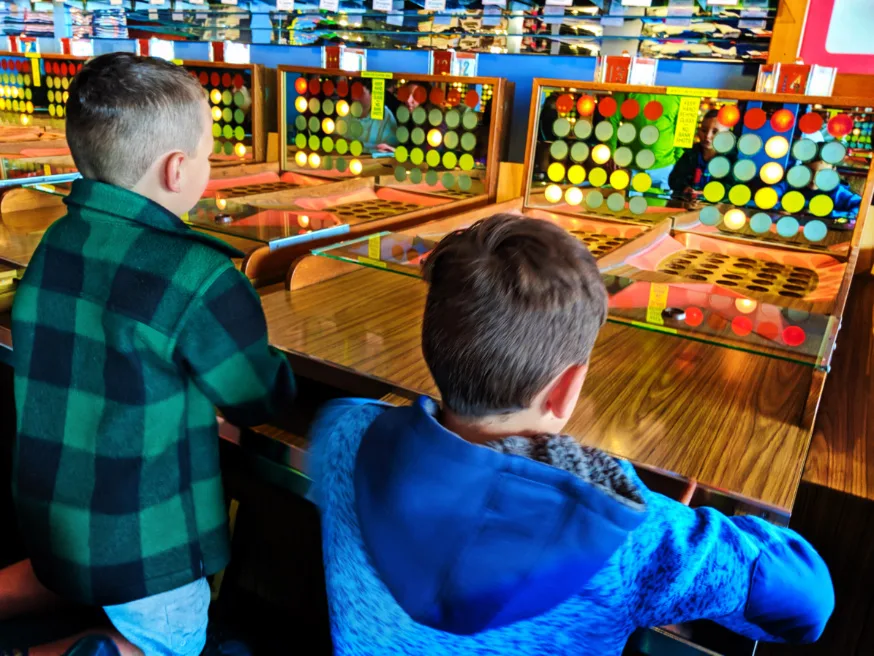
182, 67, 513, 285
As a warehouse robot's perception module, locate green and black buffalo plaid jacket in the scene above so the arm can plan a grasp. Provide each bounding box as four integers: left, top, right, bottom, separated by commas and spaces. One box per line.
12, 179, 295, 606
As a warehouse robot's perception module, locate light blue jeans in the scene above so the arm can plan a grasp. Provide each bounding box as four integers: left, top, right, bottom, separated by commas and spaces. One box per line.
103, 578, 210, 656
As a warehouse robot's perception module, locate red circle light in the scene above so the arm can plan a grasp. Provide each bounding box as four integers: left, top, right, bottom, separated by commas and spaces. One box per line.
684, 307, 704, 327
799, 112, 824, 135
577, 95, 596, 116
556, 93, 574, 114
621, 99, 640, 120
336, 78, 349, 97
743, 107, 767, 130
60, 63, 69, 77
199, 71, 209, 86
782, 325, 806, 347
447, 88, 461, 106
233, 74, 244, 89
322, 79, 335, 96
429, 87, 444, 106
643, 100, 663, 121
397, 86, 410, 103
351, 81, 364, 100
598, 96, 617, 118
413, 85, 428, 105
770, 109, 795, 133
717, 104, 740, 128
731, 316, 753, 337
308, 78, 321, 95
827, 113, 854, 138
758, 321, 780, 341
210, 72, 220, 87
294, 77, 307, 94
464, 90, 479, 109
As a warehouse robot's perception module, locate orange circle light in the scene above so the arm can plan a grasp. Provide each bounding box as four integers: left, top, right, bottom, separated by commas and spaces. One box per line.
298, 214, 310, 228
294, 77, 308, 94
576, 95, 595, 116
717, 104, 741, 128
735, 298, 757, 314
234, 143, 247, 158
216, 198, 227, 211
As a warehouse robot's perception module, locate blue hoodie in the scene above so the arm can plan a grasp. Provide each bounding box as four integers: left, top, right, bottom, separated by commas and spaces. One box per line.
307, 397, 834, 655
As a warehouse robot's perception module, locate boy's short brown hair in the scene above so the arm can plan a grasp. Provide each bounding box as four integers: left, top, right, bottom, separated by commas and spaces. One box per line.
422, 214, 608, 418
66, 53, 206, 189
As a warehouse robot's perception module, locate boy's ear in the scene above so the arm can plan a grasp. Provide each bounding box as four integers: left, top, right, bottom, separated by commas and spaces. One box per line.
162, 151, 186, 194
545, 363, 588, 420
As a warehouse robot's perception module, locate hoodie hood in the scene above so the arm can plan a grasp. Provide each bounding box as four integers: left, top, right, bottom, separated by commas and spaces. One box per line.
354, 397, 647, 635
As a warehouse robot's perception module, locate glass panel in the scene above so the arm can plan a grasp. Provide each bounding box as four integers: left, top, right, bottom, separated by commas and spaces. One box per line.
528, 84, 874, 256
314, 217, 840, 368
282, 68, 497, 198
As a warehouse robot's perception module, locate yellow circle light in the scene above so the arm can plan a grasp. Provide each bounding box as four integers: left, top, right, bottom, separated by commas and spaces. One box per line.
589, 167, 608, 188
565, 187, 583, 206
545, 184, 563, 203
427, 129, 442, 147
308, 152, 321, 168
735, 298, 757, 314
754, 187, 778, 210
764, 136, 789, 159
295, 151, 308, 167
234, 143, 247, 158
294, 96, 308, 113
703, 181, 725, 203
610, 170, 630, 190
760, 162, 784, 185
19, 114, 29, 126
210, 89, 222, 104
298, 215, 310, 228
592, 144, 611, 165
322, 117, 335, 134
211, 106, 223, 121
349, 159, 363, 175
781, 190, 805, 213
632, 173, 652, 193
547, 163, 566, 183
723, 209, 747, 230
336, 100, 350, 117
567, 165, 586, 185
216, 198, 227, 211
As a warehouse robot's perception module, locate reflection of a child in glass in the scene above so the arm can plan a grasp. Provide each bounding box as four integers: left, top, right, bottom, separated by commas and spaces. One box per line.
357, 78, 400, 153
777, 158, 862, 216
668, 109, 729, 205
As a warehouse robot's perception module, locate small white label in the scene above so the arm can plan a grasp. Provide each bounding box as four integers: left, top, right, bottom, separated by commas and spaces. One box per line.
706, 0, 736, 5
224, 41, 250, 64
148, 9, 159, 19
221, 0, 238, 5
482, 6, 502, 25
621, 0, 651, 5
424, 0, 446, 10
276, 0, 294, 10
320, 0, 339, 11
172, 12, 183, 21
373, 0, 391, 11
739, 19, 766, 29
545, 0, 572, 6
665, 18, 692, 26
387, 1, 404, 27
70, 39, 94, 57
149, 0, 162, 5
190, 0, 205, 5
482, 0, 506, 6
109, 0, 122, 5
601, 16, 624, 26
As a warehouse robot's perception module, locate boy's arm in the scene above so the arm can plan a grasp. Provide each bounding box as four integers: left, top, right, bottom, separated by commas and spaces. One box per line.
174, 266, 295, 427
620, 463, 833, 644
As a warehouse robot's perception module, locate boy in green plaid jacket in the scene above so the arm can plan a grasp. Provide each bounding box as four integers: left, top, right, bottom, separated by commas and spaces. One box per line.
1, 54, 294, 655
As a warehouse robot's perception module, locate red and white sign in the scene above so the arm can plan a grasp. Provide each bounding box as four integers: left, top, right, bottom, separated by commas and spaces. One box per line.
800, 0, 874, 75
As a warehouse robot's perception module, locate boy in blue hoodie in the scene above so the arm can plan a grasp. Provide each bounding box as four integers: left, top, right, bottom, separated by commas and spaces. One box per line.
307, 214, 834, 656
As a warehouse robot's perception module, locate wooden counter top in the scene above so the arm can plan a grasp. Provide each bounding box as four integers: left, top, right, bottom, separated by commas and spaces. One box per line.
804, 275, 874, 501
261, 266, 816, 514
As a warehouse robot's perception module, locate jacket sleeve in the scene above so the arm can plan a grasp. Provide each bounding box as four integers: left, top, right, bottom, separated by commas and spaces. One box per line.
668, 148, 696, 193
619, 463, 833, 644
174, 265, 295, 427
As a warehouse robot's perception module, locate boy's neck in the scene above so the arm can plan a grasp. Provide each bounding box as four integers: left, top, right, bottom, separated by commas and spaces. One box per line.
132, 179, 184, 217
441, 407, 542, 445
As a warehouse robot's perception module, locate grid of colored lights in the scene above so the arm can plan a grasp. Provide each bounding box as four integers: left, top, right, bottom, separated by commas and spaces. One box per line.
43, 59, 81, 119
193, 67, 252, 160
392, 80, 488, 192
0, 56, 35, 115
290, 74, 492, 191
538, 87, 869, 245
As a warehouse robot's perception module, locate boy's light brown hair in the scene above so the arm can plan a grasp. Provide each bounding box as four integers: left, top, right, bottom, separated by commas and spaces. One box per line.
65, 53, 206, 189
422, 214, 608, 418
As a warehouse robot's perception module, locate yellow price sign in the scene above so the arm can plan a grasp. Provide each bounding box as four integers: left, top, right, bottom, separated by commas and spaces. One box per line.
362, 71, 393, 80
673, 96, 701, 149
666, 87, 718, 98
370, 78, 385, 121
357, 256, 387, 269
368, 234, 381, 259
25, 52, 41, 88
646, 283, 670, 325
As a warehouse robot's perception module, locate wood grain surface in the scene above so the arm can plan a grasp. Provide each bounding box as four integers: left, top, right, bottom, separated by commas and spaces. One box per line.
804, 275, 874, 500
261, 266, 815, 512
